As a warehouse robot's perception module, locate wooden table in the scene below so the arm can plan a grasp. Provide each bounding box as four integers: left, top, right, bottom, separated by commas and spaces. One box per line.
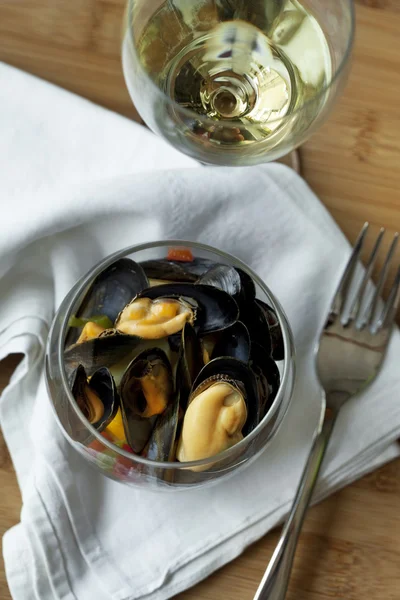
1, 1, 400, 598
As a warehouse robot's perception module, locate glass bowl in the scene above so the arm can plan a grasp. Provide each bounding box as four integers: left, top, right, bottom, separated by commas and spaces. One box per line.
45, 241, 295, 490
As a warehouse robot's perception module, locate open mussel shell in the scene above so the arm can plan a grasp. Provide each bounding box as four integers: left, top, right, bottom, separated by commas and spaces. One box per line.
240, 298, 272, 356
256, 300, 284, 360
197, 265, 242, 299
131, 283, 239, 336
250, 342, 281, 416
192, 356, 261, 435
121, 413, 157, 455
65, 258, 149, 347
120, 348, 173, 453
211, 321, 251, 363
236, 268, 256, 304
64, 330, 142, 376
116, 295, 195, 339
177, 376, 248, 465
76, 258, 149, 323
167, 332, 183, 354
70, 364, 119, 432
198, 264, 257, 309
145, 394, 180, 462
140, 258, 215, 283
176, 322, 204, 411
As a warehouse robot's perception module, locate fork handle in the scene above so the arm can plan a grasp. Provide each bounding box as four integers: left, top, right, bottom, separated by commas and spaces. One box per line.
253, 403, 337, 600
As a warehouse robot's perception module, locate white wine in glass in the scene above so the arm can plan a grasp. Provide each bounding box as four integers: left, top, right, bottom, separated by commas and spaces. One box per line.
122, 0, 355, 166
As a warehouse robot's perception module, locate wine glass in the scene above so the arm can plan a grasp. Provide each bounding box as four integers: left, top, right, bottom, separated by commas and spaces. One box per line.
122, 0, 355, 167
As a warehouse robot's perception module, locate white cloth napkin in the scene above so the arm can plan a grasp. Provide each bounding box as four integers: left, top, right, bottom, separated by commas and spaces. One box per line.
1, 62, 400, 600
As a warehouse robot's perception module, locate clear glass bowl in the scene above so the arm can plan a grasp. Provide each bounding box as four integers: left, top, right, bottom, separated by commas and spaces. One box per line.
45, 241, 295, 490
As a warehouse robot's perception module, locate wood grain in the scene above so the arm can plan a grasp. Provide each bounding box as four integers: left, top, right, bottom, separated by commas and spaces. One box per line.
0, 356, 23, 600
1, 0, 400, 599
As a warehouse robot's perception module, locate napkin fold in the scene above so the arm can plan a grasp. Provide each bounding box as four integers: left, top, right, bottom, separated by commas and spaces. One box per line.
1, 62, 400, 600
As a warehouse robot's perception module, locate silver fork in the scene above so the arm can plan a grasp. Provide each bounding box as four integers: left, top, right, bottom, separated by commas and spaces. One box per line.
254, 223, 400, 600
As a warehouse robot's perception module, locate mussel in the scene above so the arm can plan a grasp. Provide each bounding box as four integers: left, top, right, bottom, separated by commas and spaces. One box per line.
191, 356, 261, 436
240, 298, 272, 356
145, 396, 180, 463
177, 380, 247, 463
176, 322, 204, 411
81, 258, 149, 321
177, 357, 257, 462
211, 321, 251, 363
66, 254, 284, 465
140, 257, 215, 283
235, 268, 256, 305
70, 365, 118, 431
120, 348, 173, 452
141, 324, 205, 463
67, 259, 149, 346
251, 342, 281, 415
116, 283, 239, 339
197, 265, 242, 300
198, 264, 257, 310
65, 330, 143, 376
256, 300, 284, 361
65, 258, 149, 363
116, 296, 194, 339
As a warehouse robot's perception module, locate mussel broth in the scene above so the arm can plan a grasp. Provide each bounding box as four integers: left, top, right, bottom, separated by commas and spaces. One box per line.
65, 251, 284, 465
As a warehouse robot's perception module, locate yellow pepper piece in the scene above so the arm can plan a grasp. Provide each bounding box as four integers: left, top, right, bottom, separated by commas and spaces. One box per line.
105, 408, 127, 444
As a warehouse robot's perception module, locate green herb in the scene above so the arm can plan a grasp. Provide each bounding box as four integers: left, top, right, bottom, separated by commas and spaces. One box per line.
68, 315, 113, 329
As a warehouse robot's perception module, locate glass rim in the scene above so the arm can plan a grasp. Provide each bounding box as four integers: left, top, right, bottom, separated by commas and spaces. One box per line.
126, 0, 356, 130
56, 240, 295, 471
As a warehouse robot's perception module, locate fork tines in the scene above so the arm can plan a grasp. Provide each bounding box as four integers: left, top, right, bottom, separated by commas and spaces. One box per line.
329, 222, 400, 330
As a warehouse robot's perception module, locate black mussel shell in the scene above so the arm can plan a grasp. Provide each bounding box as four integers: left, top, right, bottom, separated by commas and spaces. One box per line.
240, 299, 272, 356
211, 321, 251, 363
200, 333, 220, 363
140, 258, 215, 283
121, 412, 157, 455
64, 330, 142, 376
70, 364, 118, 431
197, 264, 242, 299
77, 258, 149, 324
167, 332, 182, 354
198, 265, 257, 311
89, 367, 119, 428
176, 323, 204, 411
145, 394, 180, 462
250, 342, 281, 416
192, 356, 261, 435
120, 348, 173, 453
256, 300, 284, 361
135, 283, 239, 336
236, 268, 256, 305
